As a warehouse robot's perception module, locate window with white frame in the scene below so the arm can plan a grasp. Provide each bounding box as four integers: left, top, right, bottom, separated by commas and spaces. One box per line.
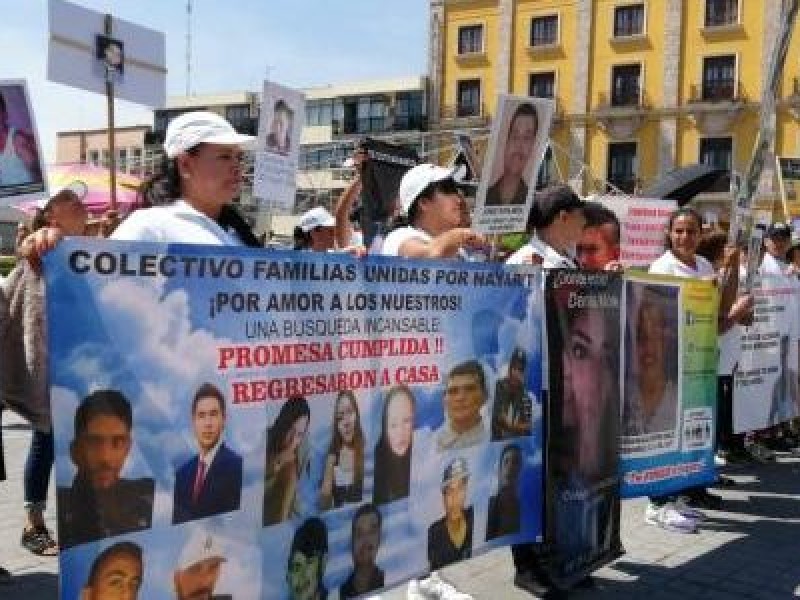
613, 4, 645, 37
705, 0, 738, 27
529, 72, 556, 98
458, 24, 484, 54
530, 15, 559, 47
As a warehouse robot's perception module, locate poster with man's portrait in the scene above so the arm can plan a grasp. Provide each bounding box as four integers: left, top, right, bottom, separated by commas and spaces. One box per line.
0, 80, 46, 204
473, 95, 554, 234
95, 34, 125, 81
254, 81, 305, 213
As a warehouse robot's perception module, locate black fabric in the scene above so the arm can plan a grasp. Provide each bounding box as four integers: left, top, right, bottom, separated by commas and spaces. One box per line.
0, 409, 5, 482
217, 204, 262, 248
360, 138, 418, 224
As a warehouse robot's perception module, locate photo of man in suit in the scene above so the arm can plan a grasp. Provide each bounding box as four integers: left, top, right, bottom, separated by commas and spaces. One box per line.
173, 383, 242, 524
57, 390, 154, 550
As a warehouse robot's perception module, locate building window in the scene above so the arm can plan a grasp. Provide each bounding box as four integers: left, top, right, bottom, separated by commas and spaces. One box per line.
354, 96, 388, 133
529, 72, 556, 98
225, 104, 251, 130
395, 91, 425, 130
306, 100, 334, 127
611, 64, 641, 106
457, 24, 483, 54
530, 15, 559, 47
699, 137, 733, 192
705, 0, 738, 27
102, 149, 110, 167
89, 150, 99, 165
456, 79, 481, 117
607, 142, 637, 193
702, 55, 736, 101
613, 4, 645, 37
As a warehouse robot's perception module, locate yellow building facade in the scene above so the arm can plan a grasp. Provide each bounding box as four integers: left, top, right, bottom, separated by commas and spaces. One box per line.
429, 0, 798, 219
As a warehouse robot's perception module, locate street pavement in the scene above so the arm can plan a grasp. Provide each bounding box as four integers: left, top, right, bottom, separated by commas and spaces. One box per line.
1, 410, 799, 599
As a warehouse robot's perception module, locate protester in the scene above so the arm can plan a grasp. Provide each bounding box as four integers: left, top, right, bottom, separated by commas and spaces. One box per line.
506, 184, 586, 599
380, 163, 485, 258
293, 207, 337, 251
1, 182, 89, 557
319, 390, 364, 509
576, 201, 621, 270
333, 147, 367, 249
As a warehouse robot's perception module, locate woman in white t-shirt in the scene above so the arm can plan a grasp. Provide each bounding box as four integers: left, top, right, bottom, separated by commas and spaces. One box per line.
380, 163, 484, 259
645, 208, 752, 533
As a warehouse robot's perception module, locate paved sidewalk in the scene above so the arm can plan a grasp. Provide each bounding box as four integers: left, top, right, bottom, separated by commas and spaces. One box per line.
1, 410, 799, 598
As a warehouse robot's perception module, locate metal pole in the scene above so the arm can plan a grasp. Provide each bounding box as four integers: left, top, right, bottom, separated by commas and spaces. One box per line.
104, 14, 118, 211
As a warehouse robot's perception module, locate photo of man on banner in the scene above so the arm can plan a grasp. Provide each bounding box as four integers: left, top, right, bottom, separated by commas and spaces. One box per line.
473, 95, 554, 233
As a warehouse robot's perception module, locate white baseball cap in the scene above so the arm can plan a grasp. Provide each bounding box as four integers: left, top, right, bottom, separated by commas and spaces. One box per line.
177, 531, 227, 571
36, 180, 88, 209
398, 163, 459, 215
164, 111, 256, 158
299, 206, 335, 232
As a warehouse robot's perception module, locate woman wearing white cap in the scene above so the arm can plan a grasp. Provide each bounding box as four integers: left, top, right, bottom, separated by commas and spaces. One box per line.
293, 206, 337, 252
20, 111, 259, 257
381, 163, 484, 259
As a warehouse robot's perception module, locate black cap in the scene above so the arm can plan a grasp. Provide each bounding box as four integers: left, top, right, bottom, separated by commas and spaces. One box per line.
527, 184, 585, 230
767, 222, 792, 238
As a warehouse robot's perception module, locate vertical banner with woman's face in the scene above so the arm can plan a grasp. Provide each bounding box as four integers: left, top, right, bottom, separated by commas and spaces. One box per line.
544, 270, 623, 588
620, 273, 718, 498
473, 95, 554, 234
0, 80, 46, 204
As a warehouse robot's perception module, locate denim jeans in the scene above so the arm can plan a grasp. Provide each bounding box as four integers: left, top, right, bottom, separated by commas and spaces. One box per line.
24, 429, 54, 512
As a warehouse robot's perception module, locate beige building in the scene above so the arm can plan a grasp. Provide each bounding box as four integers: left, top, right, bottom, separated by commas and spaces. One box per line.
55, 125, 152, 176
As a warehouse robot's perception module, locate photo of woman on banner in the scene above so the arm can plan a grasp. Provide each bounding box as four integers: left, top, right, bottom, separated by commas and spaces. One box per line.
319, 390, 364, 509
623, 283, 680, 437
265, 99, 292, 156
485, 101, 538, 207
373, 385, 415, 506
0, 85, 43, 191
263, 396, 312, 526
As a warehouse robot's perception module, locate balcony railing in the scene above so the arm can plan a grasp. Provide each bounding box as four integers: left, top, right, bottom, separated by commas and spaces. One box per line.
705, 3, 739, 27
691, 80, 744, 103
440, 103, 486, 121
597, 90, 647, 110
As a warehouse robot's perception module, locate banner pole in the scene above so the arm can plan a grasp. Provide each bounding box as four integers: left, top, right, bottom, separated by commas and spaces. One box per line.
104, 14, 118, 212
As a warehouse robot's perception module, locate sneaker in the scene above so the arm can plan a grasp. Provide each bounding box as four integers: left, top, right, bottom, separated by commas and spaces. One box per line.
408, 579, 428, 600
714, 452, 727, 467
747, 441, 776, 463
645, 502, 699, 533
416, 572, 473, 600
674, 496, 707, 520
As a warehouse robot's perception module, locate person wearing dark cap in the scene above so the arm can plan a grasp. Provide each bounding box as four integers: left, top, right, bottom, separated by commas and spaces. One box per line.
491, 348, 533, 440
427, 456, 473, 571
380, 163, 485, 259
57, 390, 154, 549
506, 184, 586, 598
761, 222, 792, 275
287, 517, 329, 600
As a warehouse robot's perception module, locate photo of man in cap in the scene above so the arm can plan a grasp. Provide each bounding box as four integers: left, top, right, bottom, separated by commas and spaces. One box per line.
286, 517, 328, 600
491, 348, 533, 441
173, 383, 242, 524
173, 532, 231, 600
81, 541, 143, 600
427, 456, 473, 570
57, 389, 154, 549
436, 360, 489, 452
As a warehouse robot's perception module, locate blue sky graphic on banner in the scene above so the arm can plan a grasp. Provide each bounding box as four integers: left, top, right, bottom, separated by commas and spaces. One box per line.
45, 240, 543, 599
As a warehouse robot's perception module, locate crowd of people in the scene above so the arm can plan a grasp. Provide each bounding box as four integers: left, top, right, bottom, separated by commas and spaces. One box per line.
0, 109, 798, 599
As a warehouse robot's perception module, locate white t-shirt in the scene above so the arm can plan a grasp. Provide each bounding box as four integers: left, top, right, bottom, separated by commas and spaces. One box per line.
506, 235, 575, 391
111, 200, 243, 246
648, 250, 715, 278
380, 226, 432, 257
759, 252, 789, 276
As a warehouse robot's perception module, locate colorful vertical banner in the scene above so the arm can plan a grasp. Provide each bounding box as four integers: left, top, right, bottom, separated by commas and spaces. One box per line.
45, 240, 543, 599
544, 270, 623, 587
733, 275, 800, 433
620, 274, 718, 498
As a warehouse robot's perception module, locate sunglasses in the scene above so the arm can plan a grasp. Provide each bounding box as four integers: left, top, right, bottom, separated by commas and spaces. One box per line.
431, 178, 461, 196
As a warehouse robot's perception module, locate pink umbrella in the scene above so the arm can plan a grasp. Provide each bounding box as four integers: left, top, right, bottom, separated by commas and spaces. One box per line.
15, 163, 143, 217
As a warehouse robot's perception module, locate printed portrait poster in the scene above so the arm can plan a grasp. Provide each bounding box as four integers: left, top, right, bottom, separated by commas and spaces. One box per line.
733, 275, 800, 433
592, 196, 677, 268
777, 157, 800, 222
254, 80, 305, 213
45, 240, 544, 599
0, 80, 46, 204
544, 270, 623, 588
620, 274, 718, 499
473, 95, 554, 234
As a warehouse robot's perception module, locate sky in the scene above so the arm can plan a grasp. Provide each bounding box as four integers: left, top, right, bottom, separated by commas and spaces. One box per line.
1, 0, 430, 163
